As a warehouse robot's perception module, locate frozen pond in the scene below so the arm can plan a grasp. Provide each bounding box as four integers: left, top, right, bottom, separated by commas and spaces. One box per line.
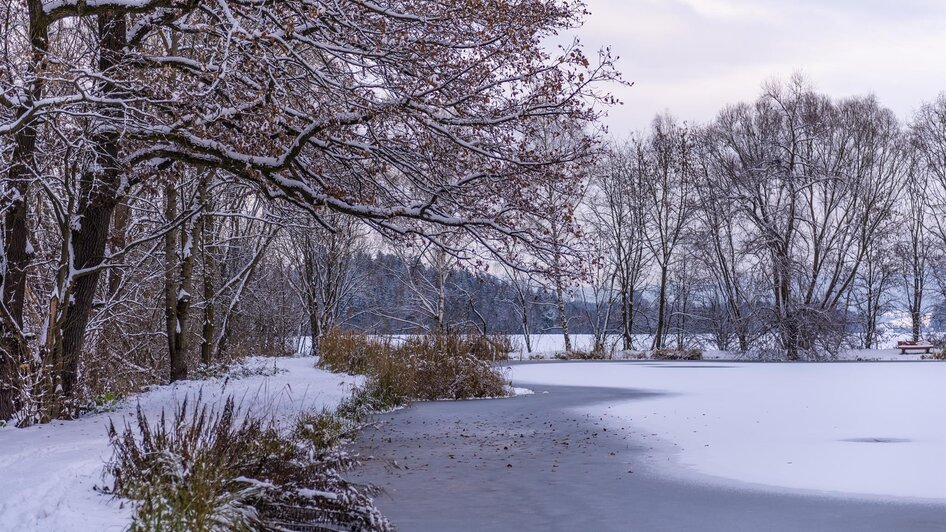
510, 361, 946, 501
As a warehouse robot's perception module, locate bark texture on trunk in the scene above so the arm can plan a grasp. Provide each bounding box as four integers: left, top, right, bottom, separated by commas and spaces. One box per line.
199, 181, 216, 366
164, 181, 185, 381
554, 275, 571, 353
56, 12, 127, 399
651, 265, 669, 351
0, 0, 48, 420
620, 287, 634, 351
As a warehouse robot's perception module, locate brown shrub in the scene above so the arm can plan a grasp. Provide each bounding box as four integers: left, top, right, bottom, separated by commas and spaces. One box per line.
318, 329, 393, 375
651, 348, 703, 361
399, 334, 509, 400
317, 330, 509, 406
466, 334, 513, 361
568, 348, 608, 360
549, 348, 607, 360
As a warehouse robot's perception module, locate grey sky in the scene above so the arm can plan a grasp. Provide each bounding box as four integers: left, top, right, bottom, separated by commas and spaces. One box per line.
571, 0, 946, 134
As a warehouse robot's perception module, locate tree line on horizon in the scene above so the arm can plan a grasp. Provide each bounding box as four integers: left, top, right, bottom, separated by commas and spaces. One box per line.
275, 77, 946, 363
586, 78, 946, 359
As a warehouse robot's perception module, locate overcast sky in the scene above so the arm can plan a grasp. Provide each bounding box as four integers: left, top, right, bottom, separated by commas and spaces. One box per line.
569, 0, 946, 134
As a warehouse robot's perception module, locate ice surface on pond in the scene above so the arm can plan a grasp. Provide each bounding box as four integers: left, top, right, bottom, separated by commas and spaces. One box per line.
509, 361, 946, 501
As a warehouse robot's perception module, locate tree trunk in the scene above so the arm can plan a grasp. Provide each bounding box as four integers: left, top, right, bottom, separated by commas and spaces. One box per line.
309, 310, 321, 357
105, 200, 130, 299
864, 310, 876, 350
520, 298, 532, 355
620, 279, 634, 351
164, 181, 179, 379
773, 249, 799, 361
303, 237, 322, 356
554, 275, 572, 353
737, 327, 749, 353
1, 154, 33, 420
199, 182, 216, 366
910, 276, 922, 342
436, 273, 447, 332
58, 180, 121, 398
652, 265, 668, 350
675, 287, 690, 350
164, 179, 191, 382
174, 215, 197, 379
57, 14, 128, 400
1, 0, 48, 421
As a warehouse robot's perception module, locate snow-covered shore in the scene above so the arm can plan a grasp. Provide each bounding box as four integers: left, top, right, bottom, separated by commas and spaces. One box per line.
503, 333, 937, 361
0, 357, 360, 532
510, 361, 946, 502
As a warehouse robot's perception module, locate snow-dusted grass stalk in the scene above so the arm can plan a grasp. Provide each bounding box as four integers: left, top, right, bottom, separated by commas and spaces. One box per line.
318, 330, 511, 407
103, 394, 390, 531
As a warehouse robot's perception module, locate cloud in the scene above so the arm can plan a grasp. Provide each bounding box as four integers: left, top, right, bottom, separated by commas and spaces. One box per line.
573, 0, 946, 133
675, 0, 777, 22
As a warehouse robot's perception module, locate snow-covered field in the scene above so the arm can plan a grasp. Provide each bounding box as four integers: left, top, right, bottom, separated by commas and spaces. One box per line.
508, 333, 722, 358
506, 333, 932, 361
510, 361, 946, 502
297, 329, 940, 361
0, 357, 360, 532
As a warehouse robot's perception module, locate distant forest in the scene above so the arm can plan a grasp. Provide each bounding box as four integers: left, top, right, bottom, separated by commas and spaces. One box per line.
337, 252, 946, 338
344, 251, 573, 335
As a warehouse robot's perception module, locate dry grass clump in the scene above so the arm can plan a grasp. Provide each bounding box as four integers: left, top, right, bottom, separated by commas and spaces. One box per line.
317, 330, 510, 407
104, 396, 390, 531
651, 348, 703, 361
318, 330, 394, 376
921, 350, 946, 361
466, 334, 513, 361
565, 348, 609, 360
550, 348, 608, 360
399, 334, 509, 401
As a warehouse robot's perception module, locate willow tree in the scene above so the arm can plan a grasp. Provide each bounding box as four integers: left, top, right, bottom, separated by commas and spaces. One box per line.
706, 77, 905, 359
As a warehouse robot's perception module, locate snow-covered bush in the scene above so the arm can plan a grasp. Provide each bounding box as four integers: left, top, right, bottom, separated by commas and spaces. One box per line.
104, 395, 389, 531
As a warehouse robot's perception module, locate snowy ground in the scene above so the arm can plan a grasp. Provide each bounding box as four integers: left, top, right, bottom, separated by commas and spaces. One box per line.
510, 361, 946, 502
296, 333, 938, 361
505, 333, 934, 361
0, 357, 360, 532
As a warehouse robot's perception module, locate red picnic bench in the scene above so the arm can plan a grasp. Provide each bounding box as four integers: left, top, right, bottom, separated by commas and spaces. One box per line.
897, 340, 934, 355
